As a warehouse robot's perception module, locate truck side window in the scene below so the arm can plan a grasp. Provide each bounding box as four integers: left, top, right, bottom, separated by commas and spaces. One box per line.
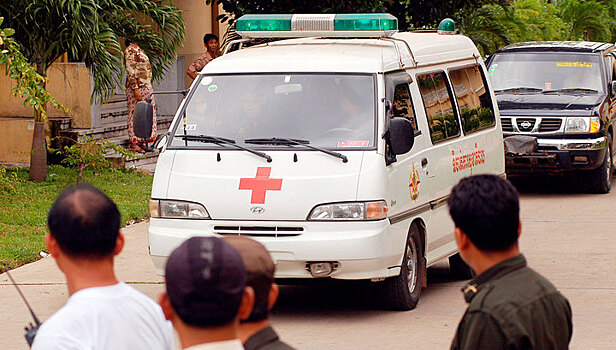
393, 84, 418, 134
417, 72, 460, 143
449, 65, 496, 134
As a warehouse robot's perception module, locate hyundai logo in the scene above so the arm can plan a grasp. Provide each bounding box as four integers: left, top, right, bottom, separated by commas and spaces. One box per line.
250, 206, 265, 214
520, 121, 532, 130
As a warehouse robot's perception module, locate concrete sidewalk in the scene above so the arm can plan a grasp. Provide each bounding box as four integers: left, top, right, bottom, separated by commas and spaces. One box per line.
0, 221, 164, 350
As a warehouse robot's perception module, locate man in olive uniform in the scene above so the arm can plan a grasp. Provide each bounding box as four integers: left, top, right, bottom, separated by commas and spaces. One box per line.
223, 237, 295, 350
448, 175, 572, 349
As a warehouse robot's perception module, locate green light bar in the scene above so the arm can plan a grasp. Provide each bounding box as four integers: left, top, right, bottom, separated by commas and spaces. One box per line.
236, 14, 398, 38
236, 14, 293, 32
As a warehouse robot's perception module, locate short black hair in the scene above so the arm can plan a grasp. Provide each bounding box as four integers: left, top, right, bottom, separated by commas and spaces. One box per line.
203, 33, 219, 45
125, 38, 132, 47
47, 184, 121, 259
448, 175, 520, 251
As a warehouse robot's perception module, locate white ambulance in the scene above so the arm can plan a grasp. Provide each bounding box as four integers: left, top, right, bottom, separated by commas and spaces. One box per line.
140, 14, 505, 310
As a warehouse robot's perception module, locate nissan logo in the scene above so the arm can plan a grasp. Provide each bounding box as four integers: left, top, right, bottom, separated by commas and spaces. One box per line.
250, 206, 265, 214
520, 121, 532, 129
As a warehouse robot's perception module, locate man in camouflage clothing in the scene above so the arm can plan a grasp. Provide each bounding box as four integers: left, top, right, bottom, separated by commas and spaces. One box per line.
448, 175, 572, 349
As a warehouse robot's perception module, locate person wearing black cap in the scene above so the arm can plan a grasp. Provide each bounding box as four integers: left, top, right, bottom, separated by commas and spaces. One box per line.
224, 237, 295, 350
158, 236, 255, 350
448, 175, 572, 349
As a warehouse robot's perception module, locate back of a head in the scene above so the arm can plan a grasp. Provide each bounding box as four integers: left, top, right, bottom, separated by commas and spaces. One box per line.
165, 236, 246, 327
47, 184, 121, 259
223, 237, 275, 322
448, 175, 520, 251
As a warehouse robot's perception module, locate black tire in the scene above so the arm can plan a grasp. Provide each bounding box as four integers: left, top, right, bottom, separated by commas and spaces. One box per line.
588, 139, 612, 194
449, 253, 474, 280
382, 224, 426, 310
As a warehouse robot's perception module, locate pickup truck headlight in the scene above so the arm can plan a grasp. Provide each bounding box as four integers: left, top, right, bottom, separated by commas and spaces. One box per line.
150, 199, 210, 219
565, 116, 600, 133
308, 201, 388, 221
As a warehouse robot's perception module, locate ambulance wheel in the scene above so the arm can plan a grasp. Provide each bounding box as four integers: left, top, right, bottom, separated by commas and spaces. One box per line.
449, 253, 474, 280
588, 139, 612, 194
383, 225, 425, 310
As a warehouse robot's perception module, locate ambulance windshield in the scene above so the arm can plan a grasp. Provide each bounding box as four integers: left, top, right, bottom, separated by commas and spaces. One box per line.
171, 74, 376, 150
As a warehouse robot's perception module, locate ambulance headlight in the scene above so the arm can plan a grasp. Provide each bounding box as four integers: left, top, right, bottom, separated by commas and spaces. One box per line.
150, 199, 210, 219
308, 201, 388, 221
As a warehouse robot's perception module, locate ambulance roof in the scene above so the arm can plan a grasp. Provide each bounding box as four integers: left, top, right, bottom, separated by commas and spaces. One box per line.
202, 32, 480, 74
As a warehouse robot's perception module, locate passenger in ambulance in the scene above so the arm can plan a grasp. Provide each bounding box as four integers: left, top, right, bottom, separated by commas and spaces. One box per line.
237, 90, 270, 139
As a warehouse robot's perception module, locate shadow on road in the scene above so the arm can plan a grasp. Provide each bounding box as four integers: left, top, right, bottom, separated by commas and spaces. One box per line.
509, 174, 614, 194
273, 263, 462, 315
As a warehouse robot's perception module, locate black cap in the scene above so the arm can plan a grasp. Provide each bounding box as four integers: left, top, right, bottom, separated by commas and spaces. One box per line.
165, 236, 246, 327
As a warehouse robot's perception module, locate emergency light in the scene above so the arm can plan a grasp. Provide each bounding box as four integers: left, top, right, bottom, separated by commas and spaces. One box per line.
236, 13, 398, 38
437, 18, 456, 35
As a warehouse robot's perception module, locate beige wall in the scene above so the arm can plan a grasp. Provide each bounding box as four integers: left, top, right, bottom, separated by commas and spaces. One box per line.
176, 1, 228, 89
0, 63, 92, 128
0, 118, 34, 164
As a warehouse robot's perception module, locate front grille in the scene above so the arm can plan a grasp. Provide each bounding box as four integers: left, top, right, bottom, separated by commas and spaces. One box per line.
516, 118, 536, 132
501, 118, 513, 132
213, 226, 303, 237
539, 118, 562, 132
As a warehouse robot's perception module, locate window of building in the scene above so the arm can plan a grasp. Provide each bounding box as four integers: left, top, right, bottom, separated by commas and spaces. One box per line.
417, 72, 460, 143
449, 65, 496, 134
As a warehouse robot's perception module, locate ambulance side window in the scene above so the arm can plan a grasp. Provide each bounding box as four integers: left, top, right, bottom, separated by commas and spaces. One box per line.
417, 71, 461, 143
449, 65, 496, 134
393, 84, 418, 134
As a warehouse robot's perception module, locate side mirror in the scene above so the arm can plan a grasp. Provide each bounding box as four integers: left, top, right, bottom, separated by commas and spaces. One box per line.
134, 101, 154, 140
611, 81, 616, 96
389, 117, 415, 155
153, 134, 168, 150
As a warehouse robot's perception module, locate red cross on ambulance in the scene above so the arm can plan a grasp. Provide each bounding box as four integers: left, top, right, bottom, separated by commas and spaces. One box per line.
239, 167, 283, 204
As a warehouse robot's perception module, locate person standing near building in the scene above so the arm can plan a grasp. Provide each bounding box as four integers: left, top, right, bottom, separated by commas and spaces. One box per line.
32, 184, 173, 350
125, 39, 156, 153
186, 34, 219, 80
158, 236, 254, 350
448, 175, 572, 350
224, 237, 295, 350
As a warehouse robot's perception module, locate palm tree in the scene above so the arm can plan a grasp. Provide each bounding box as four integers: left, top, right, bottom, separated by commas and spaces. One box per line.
557, 0, 611, 41
509, 0, 565, 42
458, 5, 515, 56
0, 1, 185, 182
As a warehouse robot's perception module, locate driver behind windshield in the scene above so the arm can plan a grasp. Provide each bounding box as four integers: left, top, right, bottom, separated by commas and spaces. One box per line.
237, 90, 269, 138
335, 85, 374, 144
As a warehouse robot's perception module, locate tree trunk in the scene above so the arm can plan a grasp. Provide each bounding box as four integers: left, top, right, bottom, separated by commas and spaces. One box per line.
29, 63, 49, 182
29, 121, 47, 182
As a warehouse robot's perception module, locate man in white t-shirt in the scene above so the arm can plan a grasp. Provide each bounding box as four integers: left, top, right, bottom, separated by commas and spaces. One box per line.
158, 236, 255, 350
31, 184, 173, 350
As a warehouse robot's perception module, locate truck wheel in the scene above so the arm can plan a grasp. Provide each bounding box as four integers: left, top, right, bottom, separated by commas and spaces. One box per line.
449, 253, 474, 280
382, 224, 425, 310
589, 139, 612, 193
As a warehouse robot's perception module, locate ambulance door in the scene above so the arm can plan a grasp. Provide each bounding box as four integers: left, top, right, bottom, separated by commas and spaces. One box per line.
448, 64, 500, 178
385, 72, 432, 250
415, 71, 466, 263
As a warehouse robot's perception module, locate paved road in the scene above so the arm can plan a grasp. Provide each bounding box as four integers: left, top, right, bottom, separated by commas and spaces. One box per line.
1, 176, 615, 349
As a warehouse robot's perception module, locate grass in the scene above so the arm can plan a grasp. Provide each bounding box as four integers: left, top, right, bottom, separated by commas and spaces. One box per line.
0, 165, 153, 270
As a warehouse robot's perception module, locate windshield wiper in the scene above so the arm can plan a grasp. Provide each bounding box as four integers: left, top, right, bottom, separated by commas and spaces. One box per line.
244, 137, 348, 163
542, 88, 599, 94
494, 87, 542, 94
176, 134, 272, 162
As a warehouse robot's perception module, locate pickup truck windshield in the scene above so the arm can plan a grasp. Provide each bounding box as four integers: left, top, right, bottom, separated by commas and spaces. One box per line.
489, 52, 603, 93
170, 74, 376, 150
